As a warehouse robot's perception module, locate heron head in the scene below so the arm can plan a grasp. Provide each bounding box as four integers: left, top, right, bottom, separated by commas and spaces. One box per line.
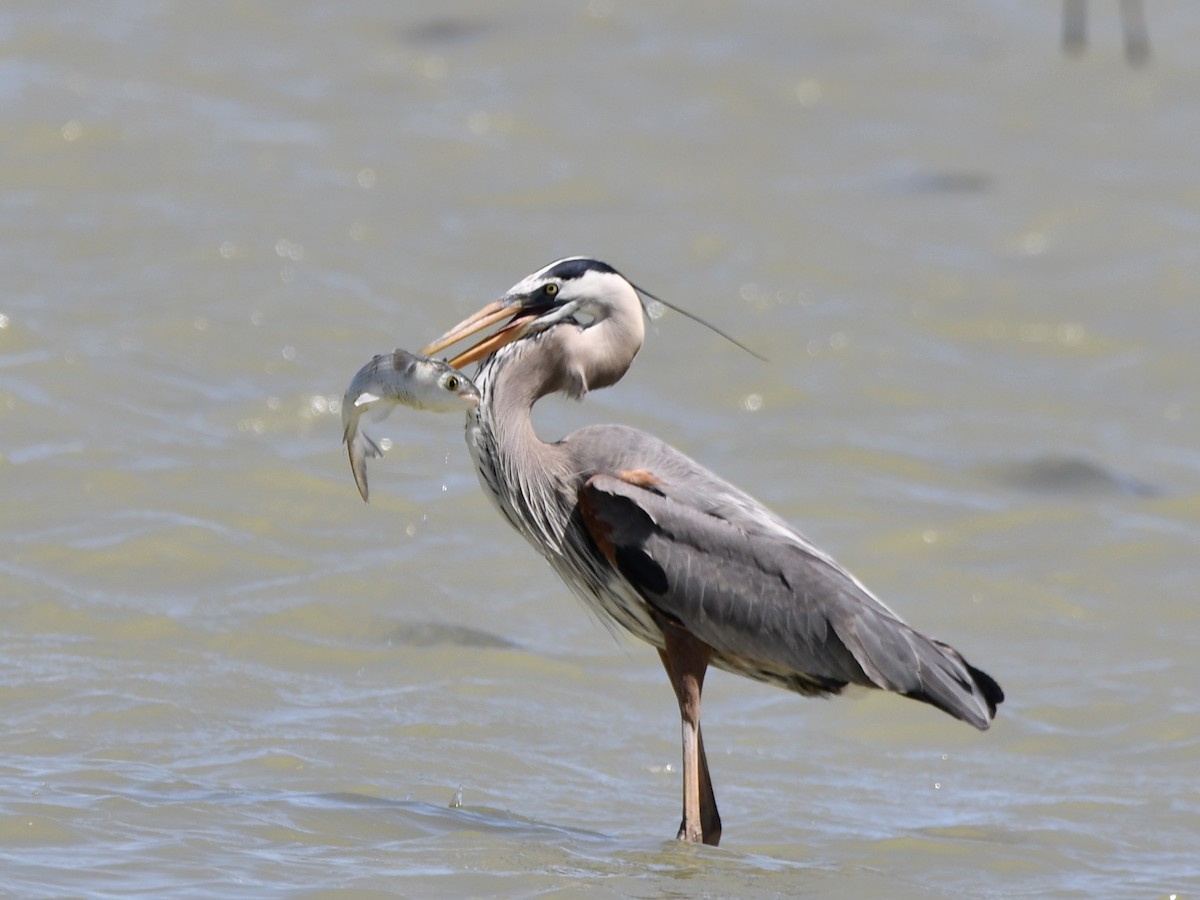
421, 257, 645, 376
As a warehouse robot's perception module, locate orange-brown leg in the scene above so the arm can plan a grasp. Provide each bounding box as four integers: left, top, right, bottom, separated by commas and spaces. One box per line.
657, 623, 721, 846
696, 724, 721, 844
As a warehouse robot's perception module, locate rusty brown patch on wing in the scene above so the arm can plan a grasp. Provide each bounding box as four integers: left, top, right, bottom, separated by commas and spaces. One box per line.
616, 469, 663, 492
578, 475, 619, 566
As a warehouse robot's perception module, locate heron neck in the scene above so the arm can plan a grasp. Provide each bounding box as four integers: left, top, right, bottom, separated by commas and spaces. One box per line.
465, 342, 575, 549
475, 340, 557, 452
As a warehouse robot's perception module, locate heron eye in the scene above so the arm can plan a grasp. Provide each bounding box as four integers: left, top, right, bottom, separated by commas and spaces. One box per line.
445, 375, 459, 391
543, 283, 559, 297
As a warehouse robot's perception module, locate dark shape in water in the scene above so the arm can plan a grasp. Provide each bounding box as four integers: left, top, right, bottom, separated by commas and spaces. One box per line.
989, 455, 1157, 498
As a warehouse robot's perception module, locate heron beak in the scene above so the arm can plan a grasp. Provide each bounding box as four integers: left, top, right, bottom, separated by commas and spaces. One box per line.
420, 298, 542, 369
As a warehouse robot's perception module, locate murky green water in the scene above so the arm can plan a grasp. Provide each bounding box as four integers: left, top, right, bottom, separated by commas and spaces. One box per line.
2, 2, 1197, 896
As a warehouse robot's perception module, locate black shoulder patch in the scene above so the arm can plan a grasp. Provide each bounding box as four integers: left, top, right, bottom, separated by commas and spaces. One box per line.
615, 545, 669, 596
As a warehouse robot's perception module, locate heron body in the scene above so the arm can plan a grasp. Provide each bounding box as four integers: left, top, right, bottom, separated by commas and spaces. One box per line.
421, 257, 1003, 845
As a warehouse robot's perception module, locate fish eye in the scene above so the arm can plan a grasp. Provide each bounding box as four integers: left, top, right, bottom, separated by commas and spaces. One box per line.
543, 282, 559, 297
445, 375, 460, 391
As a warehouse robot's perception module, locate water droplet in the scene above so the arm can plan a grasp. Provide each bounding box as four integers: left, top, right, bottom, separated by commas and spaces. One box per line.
1057, 322, 1085, 345
795, 79, 823, 107
420, 55, 447, 79
274, 238, 304, 260
1020, 232, 1047, 256
467, 111, 491, 134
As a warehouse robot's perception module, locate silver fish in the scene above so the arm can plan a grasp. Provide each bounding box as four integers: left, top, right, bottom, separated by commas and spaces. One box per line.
342, 349, 480, 502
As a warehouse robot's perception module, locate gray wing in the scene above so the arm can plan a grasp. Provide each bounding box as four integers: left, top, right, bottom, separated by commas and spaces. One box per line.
577, 463, 1001, 730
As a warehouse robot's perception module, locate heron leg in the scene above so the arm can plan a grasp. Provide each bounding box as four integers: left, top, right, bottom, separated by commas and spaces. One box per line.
696, 724, 722, 844
656, 623, 720, 846
1120, 0, 1150, 66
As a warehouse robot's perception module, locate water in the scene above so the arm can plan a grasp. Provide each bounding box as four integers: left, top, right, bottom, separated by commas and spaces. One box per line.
2, 2, 1198, 896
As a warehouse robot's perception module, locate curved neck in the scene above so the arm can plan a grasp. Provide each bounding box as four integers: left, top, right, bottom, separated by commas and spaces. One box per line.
475, 337, 553, 454
466, 338, 571, 549
465, 309, 642, 549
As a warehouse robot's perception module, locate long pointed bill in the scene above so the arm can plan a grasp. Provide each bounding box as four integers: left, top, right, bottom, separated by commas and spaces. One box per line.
420, 299, 540, 369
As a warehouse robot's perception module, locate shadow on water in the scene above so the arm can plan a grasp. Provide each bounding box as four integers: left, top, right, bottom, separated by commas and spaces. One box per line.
382, 620, 520, 650
977, 455, 1159, 499
381, 619, 518, 648
395, 11, 500, 47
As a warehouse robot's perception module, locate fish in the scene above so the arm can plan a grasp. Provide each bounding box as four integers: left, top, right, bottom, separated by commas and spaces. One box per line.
342, 349, 480, 502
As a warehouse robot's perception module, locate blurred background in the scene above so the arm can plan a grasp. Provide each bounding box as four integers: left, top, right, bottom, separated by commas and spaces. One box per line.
2, 2, 1197, 896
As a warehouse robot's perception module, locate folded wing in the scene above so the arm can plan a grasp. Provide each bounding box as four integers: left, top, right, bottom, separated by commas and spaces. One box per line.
579, 469, 1002, 729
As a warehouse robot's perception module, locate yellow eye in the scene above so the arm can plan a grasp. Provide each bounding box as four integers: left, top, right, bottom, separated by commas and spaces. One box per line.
445, 375, 459, 391
544, 282, 559, 296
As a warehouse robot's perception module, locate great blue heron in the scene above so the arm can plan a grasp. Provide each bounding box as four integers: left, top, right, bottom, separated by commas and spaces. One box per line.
420, 256, 1003, 845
